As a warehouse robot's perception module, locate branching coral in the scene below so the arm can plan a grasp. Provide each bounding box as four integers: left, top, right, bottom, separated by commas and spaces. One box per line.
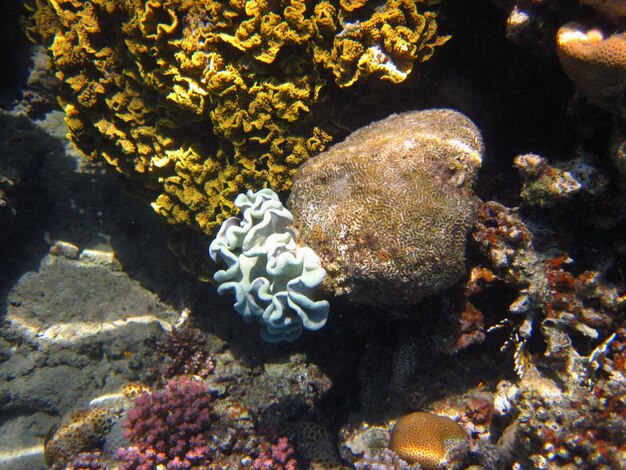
253, 436, 297, 470
117, 376, 214, 469
154, 325, 215, 383
27, 0, 448, 272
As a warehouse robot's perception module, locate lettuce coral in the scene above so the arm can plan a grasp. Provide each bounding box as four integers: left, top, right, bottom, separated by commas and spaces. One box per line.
209, 189, 329, 342
28, 0, 448, 272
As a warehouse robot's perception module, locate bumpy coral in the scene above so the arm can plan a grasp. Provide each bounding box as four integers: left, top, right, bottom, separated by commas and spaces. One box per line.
154, 325, 215, 382
389, 411, 470, 469
209, 188, 329, 342
288, 109, 483, 306
28, 0, 448, 267
44, 407, 120, 469
557, 23, 626, 116
117, 376, 213, 469
253, 436, 297, 470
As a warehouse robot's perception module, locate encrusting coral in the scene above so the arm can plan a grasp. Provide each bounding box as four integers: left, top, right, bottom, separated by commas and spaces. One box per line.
389, 411, 469, 469
556, 22, 626, 116
26, 0, 448, 273
288, 108, 483, 306
44, 407, 120, 469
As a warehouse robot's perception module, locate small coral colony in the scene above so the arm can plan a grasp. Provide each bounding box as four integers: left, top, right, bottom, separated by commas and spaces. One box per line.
26, 0, 625, 469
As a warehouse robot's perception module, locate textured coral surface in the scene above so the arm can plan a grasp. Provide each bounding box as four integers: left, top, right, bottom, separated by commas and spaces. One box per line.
27, 0, 447, 259
288, 109, 483, 305
389, 411, 469, 469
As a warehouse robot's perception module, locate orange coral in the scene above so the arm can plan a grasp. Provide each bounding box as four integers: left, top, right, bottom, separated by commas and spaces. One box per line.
340, 0, 368, 12
389, 411, 469, 469
556, 22, 626, 115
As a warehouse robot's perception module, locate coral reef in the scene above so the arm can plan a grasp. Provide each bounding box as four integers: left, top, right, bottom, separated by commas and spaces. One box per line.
557, 23, 626, 116
495, 350, 626, 469
288, 109, 483, 306
27, 0, 448, 272
389, 411, 470, 469
472, 201, 625, 378
209, 188, 329, 342
44, 407, 120, 469
117, 376, 213, 469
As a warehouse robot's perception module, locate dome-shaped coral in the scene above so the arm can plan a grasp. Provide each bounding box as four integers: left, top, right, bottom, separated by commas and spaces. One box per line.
389, 411, 469, 469
557, 22, 626, 115
288, 109, 483, 306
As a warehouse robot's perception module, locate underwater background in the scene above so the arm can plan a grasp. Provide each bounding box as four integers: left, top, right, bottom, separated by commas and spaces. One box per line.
0, 1, 625, 469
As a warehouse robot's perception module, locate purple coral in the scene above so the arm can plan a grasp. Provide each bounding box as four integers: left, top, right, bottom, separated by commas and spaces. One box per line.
67, 451, 106, 470
117, 376, 213, 469
252, 436, 297, 470
155, 325, 214, 382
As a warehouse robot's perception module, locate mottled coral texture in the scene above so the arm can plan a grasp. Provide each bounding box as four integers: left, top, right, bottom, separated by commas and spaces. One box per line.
288, 109, 483, 306
27, 0, 447, 273
117, 376, 213, 469
44, 408, 119, 469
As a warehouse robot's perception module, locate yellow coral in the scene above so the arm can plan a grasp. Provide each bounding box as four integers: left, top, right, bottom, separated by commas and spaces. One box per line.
389, 411, 469, 469
557, 22, 626, 116
28, 0, 447, 273
313, 0, 449, 87
44, 407, 119, 468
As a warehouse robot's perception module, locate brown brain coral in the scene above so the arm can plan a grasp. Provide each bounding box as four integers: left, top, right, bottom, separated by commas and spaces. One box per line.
389, 411, 470, 469
288, 109, 483, 306
27, 0, 448, 274
556, 22, 626, 116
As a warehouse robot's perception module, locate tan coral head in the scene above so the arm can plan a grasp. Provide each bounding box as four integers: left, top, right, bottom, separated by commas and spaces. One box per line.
389, 411, 470, 469
556, 22, 626, 115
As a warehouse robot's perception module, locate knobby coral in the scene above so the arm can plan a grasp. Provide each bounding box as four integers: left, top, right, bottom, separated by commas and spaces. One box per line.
27, 0, 448, 272
209, 188, 329, 342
